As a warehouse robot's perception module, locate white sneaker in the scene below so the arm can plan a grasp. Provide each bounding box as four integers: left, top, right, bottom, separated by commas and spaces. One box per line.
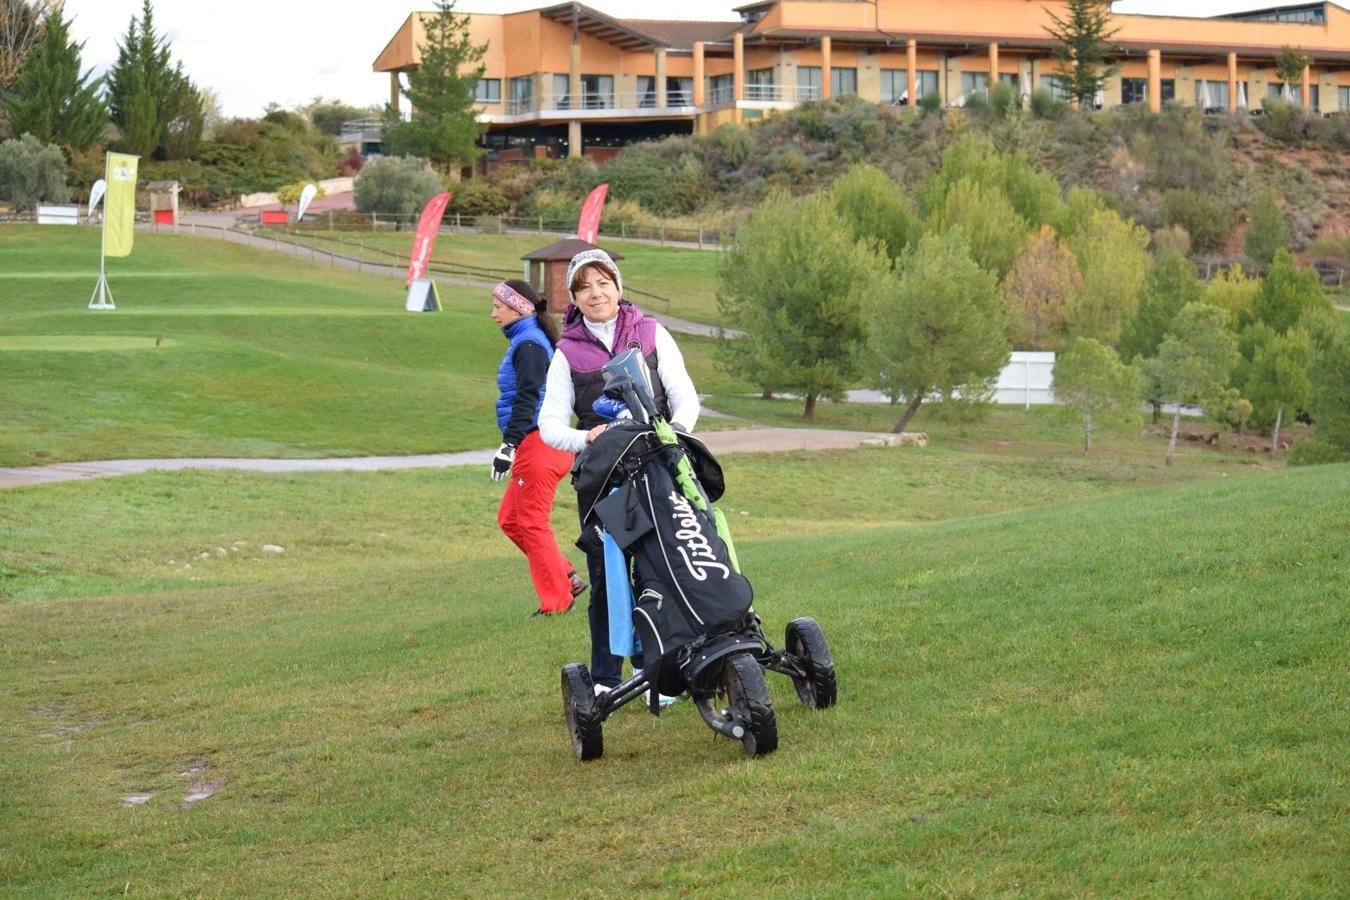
593, 683, 612, 697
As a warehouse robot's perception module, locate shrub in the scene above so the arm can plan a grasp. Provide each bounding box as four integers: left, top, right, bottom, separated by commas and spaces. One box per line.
1162, 188, 1237, 254
448, 178, 510, 216
1288, 440, 1348, 466
0, 134, 70, 211
1029, 87, 1063, 120
988, 83, 1017, 120
919, 91, 941, 116
353, 156, 443, 216
1257, 98, 1311, 145
1245, 190, 1287, 265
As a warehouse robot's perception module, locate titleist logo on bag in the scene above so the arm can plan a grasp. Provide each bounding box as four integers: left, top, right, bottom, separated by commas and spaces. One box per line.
667, 491, 729, 582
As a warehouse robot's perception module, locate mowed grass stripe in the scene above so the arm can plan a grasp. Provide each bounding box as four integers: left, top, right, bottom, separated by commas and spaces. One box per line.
1, 464, 1345, 895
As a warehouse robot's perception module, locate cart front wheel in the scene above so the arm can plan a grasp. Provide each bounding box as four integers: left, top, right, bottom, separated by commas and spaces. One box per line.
724, 653, 777, 756
785, 617, 837, 709
561, 663, 604, 760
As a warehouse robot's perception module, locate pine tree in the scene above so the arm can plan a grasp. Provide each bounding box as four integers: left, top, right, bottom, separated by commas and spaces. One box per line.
105, 0, 201, 159
3, 5, 107, 151
1044, 0, 1122, 108
381, 0, 486, 172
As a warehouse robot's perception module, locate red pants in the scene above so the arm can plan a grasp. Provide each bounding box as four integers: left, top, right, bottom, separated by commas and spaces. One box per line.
498, 431, 576, 612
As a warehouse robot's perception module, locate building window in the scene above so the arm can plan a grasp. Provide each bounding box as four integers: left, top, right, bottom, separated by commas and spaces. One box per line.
474, 78, 501, 104
709, 73, 734, 105
553, 73, 570, 109
747, 67, 775, 100
668, 76, 693, 105
915, 69, 938, 99
797, 65, 822, 100
960, 71, 989, 101
1310, 84, 1320, 110
1195, 79, 1229, 111
638, 75, 656, 107
580, 74, 613, 109
1122, 77, 1148, 105
1268, 81, 1312, 106
881, 68, 907, 105
508, 76, 532, 112
1160, 79, 1175, 104
1340, 86, 1350, 111
831, 66, 857, 97
999, 72, 1018, 88
1042, 75, 1072, 102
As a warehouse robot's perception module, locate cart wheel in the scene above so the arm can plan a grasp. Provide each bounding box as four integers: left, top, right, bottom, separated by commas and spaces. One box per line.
561, 663, 603, 760
786, 617, 837, 710
724, 653, 777, 756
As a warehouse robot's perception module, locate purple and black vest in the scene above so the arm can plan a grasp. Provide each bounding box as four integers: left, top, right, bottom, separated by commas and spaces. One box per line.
558, 300, 669, 430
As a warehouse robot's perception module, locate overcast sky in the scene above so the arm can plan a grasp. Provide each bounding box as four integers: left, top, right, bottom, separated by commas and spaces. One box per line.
56, 1, 1324, 118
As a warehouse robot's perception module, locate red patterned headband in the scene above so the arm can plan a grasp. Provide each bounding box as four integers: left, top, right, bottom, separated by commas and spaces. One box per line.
492, 282, 535, 317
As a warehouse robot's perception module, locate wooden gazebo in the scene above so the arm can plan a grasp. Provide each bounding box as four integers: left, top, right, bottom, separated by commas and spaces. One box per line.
522, 238, 624, 315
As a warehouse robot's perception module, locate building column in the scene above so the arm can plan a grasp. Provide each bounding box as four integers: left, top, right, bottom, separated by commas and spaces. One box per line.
907, 38, 917, 106
1302, 63, 1311, 107
655, 47, 668, 108
569, 41, 582, 158
693, 42, 705, 105
733, 32, 744, 101
1228, 52, 1238, 112
989, 42, 999, 88
821, 35, 832, 100
1147, 48, 1161, 113
389, 72, 401, 112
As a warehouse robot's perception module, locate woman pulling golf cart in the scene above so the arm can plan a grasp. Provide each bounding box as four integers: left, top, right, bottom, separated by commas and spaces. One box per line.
538, 249, 701, 691
489, 279, 587, 618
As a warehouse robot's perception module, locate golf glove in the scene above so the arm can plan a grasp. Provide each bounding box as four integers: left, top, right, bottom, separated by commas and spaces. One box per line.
491, 442, 515, 481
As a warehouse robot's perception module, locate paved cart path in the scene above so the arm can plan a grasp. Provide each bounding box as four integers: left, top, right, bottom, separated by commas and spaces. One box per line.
0, 427, 906, 490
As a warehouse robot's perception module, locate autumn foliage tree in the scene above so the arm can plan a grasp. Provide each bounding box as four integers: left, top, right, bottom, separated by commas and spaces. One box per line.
1003, 225, 1082, 350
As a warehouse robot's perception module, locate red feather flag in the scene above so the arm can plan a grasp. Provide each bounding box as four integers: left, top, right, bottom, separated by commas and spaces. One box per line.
577, 183, 609, 244
407, 192, 453, 286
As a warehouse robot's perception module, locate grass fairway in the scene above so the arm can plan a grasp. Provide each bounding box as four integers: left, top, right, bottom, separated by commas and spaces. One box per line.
0, 227, 738, 466
279, 228, 727, 324
2, 454, 1346, 895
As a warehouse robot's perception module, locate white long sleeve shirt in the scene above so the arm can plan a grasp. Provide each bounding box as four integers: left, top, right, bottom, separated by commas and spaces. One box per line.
539, 317, 700, 454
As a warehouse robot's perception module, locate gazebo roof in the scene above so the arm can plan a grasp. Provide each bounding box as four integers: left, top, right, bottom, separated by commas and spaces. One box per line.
522, 237, 624, 262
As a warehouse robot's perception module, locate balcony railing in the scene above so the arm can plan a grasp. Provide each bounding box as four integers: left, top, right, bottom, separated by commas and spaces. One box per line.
744, 83, 821, 103
501, 91, 700, 115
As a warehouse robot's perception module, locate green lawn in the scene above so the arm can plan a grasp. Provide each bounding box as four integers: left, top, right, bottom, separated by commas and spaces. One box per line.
0, 226, 735, 466
3, 224, 1346, 894
2, 459, 1345, 894
278, 228, 727, 324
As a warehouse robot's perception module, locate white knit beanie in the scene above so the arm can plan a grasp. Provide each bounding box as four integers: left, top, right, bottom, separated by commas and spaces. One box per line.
565, 249, 623, 305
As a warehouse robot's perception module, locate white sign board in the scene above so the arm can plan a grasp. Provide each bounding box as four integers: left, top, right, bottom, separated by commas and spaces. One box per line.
994, 351, 1057, 408
37, 205, 80, 225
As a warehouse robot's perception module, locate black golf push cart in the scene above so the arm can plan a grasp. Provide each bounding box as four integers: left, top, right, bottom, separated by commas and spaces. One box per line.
560, 350, 838, 760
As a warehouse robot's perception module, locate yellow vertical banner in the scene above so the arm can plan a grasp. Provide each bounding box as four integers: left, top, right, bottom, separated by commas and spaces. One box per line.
103, 152, 139, 258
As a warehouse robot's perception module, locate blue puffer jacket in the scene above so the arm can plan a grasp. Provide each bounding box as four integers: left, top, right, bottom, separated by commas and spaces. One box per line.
496, 316, 553, 434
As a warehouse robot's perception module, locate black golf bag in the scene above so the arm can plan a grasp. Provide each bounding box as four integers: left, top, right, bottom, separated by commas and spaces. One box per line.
581, 422, 756, 697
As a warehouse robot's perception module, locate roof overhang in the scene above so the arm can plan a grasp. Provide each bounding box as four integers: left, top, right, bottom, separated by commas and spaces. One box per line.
537, 2, 669, 51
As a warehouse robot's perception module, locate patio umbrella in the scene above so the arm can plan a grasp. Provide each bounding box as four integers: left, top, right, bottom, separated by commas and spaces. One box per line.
1237, 81, 1248, 109
1282, 81, 1296, 104
1199, 80, 1213, 110
1019, 71, 1031, 106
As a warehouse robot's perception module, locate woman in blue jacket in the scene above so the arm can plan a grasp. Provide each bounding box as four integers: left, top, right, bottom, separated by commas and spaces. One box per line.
490, 280, 586, 616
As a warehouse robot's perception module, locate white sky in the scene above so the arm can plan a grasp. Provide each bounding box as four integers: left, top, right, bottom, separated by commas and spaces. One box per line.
56, 1, 1323, 118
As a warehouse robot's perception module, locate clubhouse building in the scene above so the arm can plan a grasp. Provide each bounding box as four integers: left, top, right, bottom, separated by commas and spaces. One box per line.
372, 1, 1350, 161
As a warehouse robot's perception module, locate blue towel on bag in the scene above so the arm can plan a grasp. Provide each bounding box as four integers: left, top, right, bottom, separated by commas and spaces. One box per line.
602, 488, 638, 657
